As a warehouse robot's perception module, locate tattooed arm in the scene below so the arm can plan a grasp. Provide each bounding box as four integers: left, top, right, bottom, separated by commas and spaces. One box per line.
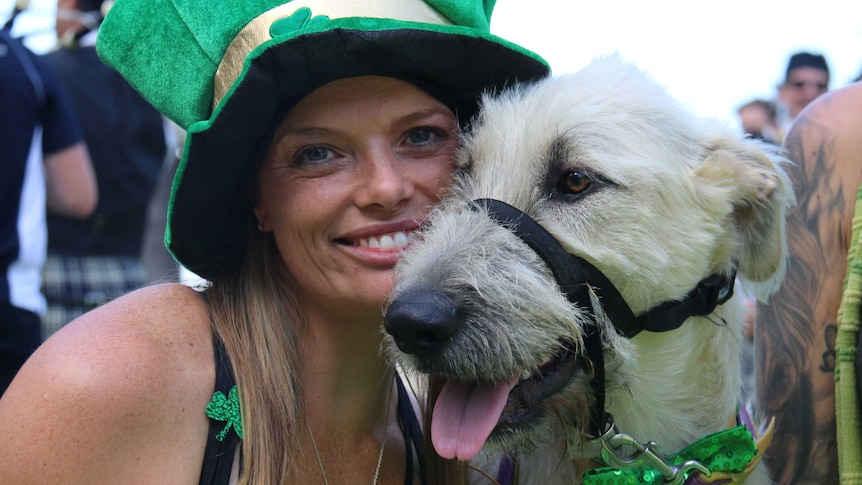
755, 82, 862, 485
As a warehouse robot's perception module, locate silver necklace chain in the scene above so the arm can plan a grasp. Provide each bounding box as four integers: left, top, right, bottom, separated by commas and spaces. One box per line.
307, 377, 394, 485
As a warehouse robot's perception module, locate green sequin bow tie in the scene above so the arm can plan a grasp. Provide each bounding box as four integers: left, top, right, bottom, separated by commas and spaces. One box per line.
206, 385, 243, 441
583, 424, 759, 485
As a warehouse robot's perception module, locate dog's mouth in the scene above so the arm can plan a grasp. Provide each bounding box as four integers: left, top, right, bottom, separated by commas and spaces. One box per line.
431, 343, 581, 461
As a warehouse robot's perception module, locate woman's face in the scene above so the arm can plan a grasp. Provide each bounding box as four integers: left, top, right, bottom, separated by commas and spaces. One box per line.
255, 76, 458, 320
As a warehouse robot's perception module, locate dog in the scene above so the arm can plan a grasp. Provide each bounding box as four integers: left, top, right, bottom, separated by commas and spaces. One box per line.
383, 56, 793, 484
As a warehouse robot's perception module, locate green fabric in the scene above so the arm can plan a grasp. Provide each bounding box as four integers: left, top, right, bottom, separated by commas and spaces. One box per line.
97, 0, 513, 130
836, 183, 862, 484
582, 424, 758, 485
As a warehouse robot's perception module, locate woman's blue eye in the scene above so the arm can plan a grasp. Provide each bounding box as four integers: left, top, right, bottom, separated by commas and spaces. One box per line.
408, 128, 435, 144
299, 146, 331, 163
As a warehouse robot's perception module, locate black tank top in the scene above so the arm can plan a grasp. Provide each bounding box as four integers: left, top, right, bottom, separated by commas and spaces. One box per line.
199, 337, 427, 485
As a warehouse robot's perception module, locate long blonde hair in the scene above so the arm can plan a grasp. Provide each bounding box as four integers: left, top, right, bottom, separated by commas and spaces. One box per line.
203, 226, 468, 483
205, 228, 304, 483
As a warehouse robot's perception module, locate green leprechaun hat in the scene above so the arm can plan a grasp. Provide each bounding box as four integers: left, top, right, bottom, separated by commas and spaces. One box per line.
97, 0, 549, 279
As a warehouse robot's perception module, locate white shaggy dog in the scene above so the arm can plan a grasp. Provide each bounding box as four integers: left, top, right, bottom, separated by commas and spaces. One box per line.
384, 56, 793, 484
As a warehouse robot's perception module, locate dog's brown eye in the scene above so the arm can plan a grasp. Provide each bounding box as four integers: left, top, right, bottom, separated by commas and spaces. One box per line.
558, 170, 592, 194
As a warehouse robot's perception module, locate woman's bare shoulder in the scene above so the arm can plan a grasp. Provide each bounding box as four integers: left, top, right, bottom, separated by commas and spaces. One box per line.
79, 282, 211, 331
0, 283, 215, 483
31, 282, 214, 403
47, 282, 214, 368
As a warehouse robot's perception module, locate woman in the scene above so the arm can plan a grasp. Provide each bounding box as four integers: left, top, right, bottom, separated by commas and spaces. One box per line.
0, 1, 548, 484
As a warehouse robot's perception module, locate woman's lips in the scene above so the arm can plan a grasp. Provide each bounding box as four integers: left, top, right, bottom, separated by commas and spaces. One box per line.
336, 229, 420, 265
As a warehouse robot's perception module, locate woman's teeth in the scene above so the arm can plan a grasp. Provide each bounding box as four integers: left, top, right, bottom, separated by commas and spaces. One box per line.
357, 231, 412, 249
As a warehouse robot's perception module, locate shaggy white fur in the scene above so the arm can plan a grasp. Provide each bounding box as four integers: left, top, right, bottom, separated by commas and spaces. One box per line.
384, 55, 794, 484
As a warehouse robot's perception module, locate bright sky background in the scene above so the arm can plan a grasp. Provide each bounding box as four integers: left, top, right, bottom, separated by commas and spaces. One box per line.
5, 0, 861, 127
491, 0, 861, 125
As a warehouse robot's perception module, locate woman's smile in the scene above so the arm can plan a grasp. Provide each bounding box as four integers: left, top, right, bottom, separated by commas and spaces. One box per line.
353, 230, 414, 250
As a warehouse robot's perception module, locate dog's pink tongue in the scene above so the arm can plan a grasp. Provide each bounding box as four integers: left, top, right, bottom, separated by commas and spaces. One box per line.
431, 377, 518, 461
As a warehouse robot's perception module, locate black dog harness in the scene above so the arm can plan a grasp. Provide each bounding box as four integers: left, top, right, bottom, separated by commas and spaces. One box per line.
469, 198, 737, 437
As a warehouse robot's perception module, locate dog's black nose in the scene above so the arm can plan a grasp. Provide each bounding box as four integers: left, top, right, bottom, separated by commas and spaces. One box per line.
384, 290, 459, 358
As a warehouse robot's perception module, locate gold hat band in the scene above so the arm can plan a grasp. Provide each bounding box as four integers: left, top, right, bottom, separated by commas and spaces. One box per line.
213, 0, 452, 110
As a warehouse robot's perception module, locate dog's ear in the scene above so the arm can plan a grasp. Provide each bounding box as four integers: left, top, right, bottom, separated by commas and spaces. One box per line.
694, 135, 795, 300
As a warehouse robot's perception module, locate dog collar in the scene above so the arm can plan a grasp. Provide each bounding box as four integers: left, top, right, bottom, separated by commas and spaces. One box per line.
470, 198, 737, 437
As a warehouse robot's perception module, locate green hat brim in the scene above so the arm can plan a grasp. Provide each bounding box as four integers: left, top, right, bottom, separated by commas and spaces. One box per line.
166, 19, 549, 279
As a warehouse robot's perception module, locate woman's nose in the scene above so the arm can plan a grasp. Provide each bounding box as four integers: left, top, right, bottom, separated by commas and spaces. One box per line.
354, 152, 414, 210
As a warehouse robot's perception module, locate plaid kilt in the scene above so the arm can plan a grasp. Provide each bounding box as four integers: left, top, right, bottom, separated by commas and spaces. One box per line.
41, 255, 145, 339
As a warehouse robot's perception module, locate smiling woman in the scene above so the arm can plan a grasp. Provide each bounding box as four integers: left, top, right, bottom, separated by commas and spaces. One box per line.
0, 1, 550, 484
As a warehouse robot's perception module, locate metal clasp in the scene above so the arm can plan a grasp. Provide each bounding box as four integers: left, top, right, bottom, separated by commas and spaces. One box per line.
598, 415, 711, 485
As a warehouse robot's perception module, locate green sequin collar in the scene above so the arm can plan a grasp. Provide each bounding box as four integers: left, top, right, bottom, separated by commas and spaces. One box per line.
582, 412, 775, 485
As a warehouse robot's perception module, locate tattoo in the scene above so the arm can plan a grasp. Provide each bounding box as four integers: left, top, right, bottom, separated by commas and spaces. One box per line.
755, 112, 841, 484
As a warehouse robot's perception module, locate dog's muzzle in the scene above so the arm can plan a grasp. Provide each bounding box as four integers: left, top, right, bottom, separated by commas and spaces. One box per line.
384, 198, 737, 438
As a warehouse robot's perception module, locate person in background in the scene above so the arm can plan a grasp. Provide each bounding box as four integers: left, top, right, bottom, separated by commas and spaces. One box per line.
775, 51, 830, 136
41, 0, 171, 339
755, 78, 862, 485
737, 98, 781, 145
0, 1, 549, 484
0, 7, 96, 394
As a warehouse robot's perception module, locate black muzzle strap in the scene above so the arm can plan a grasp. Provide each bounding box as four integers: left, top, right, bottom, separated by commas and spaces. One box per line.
470, 198, 615, 437
469, 198, 737, 437
469, 198, 737, 338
